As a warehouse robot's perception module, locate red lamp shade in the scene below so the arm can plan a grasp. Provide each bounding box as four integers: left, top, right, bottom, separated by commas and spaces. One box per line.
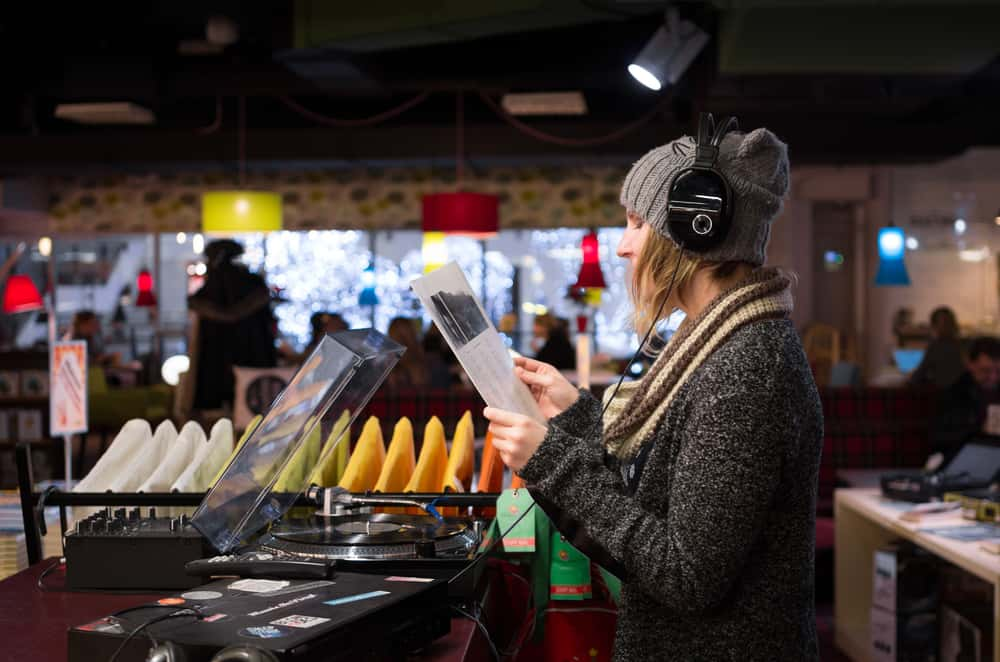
135, 269, 157, 307
573, 231, 606, 289
3, 274, 44, 313
422, 192, 499, 238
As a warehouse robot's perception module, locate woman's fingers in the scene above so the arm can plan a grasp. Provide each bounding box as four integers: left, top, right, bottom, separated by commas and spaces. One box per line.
516, 366, 553, 387
483, 406, 524, 426
513, 356, 552, 373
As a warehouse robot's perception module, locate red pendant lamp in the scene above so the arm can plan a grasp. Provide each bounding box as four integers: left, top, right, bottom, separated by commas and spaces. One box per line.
3, 274, 44, 313
135, 269, 158, 307
421, 92, 499, 243
573, 231, 606, 289
422, 192, 499, 238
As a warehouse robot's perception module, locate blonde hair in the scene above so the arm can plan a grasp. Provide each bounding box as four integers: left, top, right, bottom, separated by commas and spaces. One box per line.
630, 222, 755, 335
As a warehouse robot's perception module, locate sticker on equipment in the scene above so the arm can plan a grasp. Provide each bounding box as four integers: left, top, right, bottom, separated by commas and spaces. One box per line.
323, 590, 390, 606
239, 625, 290, 639
271, 614, 330, 629
229, 579, 290, 593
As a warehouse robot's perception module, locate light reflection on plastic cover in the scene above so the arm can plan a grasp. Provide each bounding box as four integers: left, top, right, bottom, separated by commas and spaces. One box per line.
191, 330, 404, 552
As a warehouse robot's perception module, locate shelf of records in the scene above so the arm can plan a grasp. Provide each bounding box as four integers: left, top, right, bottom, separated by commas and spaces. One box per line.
0, 369, 49, 444
0, 408, 46, 444
0, 369, 49, 400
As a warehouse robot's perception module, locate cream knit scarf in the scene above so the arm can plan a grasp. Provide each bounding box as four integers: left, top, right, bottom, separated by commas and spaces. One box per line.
602, 268, 793, 460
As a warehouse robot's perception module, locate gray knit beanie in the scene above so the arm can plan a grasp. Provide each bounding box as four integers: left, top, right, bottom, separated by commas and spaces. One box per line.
619, 127, 789, 265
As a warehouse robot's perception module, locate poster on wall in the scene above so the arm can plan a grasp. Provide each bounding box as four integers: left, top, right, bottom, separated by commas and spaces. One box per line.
50, 341, 88, 436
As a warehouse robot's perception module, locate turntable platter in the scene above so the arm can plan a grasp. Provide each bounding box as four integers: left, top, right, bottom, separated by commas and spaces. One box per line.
259, 513, 479, 560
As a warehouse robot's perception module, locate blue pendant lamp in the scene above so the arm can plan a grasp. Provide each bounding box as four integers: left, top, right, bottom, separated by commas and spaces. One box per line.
874, 226, 910, 286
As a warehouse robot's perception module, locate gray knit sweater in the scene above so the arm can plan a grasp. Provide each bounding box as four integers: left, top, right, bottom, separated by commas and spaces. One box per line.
519, 318, 824, 661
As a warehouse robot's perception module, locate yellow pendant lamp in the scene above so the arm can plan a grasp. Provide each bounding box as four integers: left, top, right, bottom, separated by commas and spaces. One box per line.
202, 97, 282, 234
202, 191, 282, 234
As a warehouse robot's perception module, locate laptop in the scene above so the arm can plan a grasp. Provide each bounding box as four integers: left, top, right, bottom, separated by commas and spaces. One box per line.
893, 348, 925, 374
881, 440, 1000, 502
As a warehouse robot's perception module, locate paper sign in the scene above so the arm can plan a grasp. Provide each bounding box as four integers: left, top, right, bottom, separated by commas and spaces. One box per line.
50, 341, 88, 436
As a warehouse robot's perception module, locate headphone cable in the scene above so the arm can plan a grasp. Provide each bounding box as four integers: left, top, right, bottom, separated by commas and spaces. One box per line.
450, 244, 686, 588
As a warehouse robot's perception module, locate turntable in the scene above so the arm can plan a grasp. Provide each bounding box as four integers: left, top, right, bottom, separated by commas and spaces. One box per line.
184, 331, 487, 592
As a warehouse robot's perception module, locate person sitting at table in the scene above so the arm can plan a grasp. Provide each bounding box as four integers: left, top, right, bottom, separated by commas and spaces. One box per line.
385, 317, 429, 390
909, 306, 964, 389
279, 311, 348, 363
423, 322, 461, 388
532, 313, 576, 371
70, 310, 121, 368
930, 336, 1000, 465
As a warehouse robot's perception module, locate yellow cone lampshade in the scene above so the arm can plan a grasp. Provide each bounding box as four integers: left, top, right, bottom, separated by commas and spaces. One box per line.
404, 417, 448, 493
338, 417, 386, 492
441, 411, 474, 493
202, 191, 283, 233
374, 417, 416, 493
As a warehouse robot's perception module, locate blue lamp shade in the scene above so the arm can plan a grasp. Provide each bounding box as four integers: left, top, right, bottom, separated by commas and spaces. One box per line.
875, 227, 910, 286
358, 264, 379, 306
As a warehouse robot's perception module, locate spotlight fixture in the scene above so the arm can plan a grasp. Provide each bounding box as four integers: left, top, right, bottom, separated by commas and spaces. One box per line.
628, 7, 709, 91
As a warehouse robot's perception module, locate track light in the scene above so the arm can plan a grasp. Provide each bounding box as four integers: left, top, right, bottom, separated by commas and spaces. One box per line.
628, 7, 709, 91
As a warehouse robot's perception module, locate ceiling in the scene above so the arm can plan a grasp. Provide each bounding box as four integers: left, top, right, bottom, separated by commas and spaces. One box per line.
1, 1, 999, 174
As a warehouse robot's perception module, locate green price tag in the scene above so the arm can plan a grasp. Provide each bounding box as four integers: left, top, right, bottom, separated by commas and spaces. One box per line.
549, 530, 592, 600
495, 488, 537, 552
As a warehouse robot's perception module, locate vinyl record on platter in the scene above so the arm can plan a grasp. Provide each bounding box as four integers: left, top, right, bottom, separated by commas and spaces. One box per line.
259, 513, 479, 560
271, 513, 467, 546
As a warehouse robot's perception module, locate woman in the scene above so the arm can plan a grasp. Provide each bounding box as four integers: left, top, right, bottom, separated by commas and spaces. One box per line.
279, 311, 348, 364
909, 306, 964, 389
484, 122, 823, 660
187, 239, 276, 410
532, 313, 576, 370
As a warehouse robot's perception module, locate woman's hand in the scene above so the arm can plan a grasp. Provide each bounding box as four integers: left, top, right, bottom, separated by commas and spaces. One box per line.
483, 407, 548, 472
513, 356, 579, 420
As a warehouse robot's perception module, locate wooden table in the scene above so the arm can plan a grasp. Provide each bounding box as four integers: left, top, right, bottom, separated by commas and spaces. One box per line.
835, 468, 896, 490
834, 488, 1000, 661
0, 559, 485, 662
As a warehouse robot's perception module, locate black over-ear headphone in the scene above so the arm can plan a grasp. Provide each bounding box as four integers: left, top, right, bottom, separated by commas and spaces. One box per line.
665, 112, 739, 253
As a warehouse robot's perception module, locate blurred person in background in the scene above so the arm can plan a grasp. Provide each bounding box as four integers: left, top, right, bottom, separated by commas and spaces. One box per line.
930, 336, 1000, 464
423, 322, 460, 388
70, 310, 121, 368
279, 311, 347, 364
533, 313, 576, 370
909, 306, 964, 389
385, 316, 428, 390
187, 239, 276, 410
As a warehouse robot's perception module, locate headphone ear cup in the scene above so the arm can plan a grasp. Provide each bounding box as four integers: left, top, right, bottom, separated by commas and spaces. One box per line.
209, 645, 279, 662
145, 641, 187, 662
